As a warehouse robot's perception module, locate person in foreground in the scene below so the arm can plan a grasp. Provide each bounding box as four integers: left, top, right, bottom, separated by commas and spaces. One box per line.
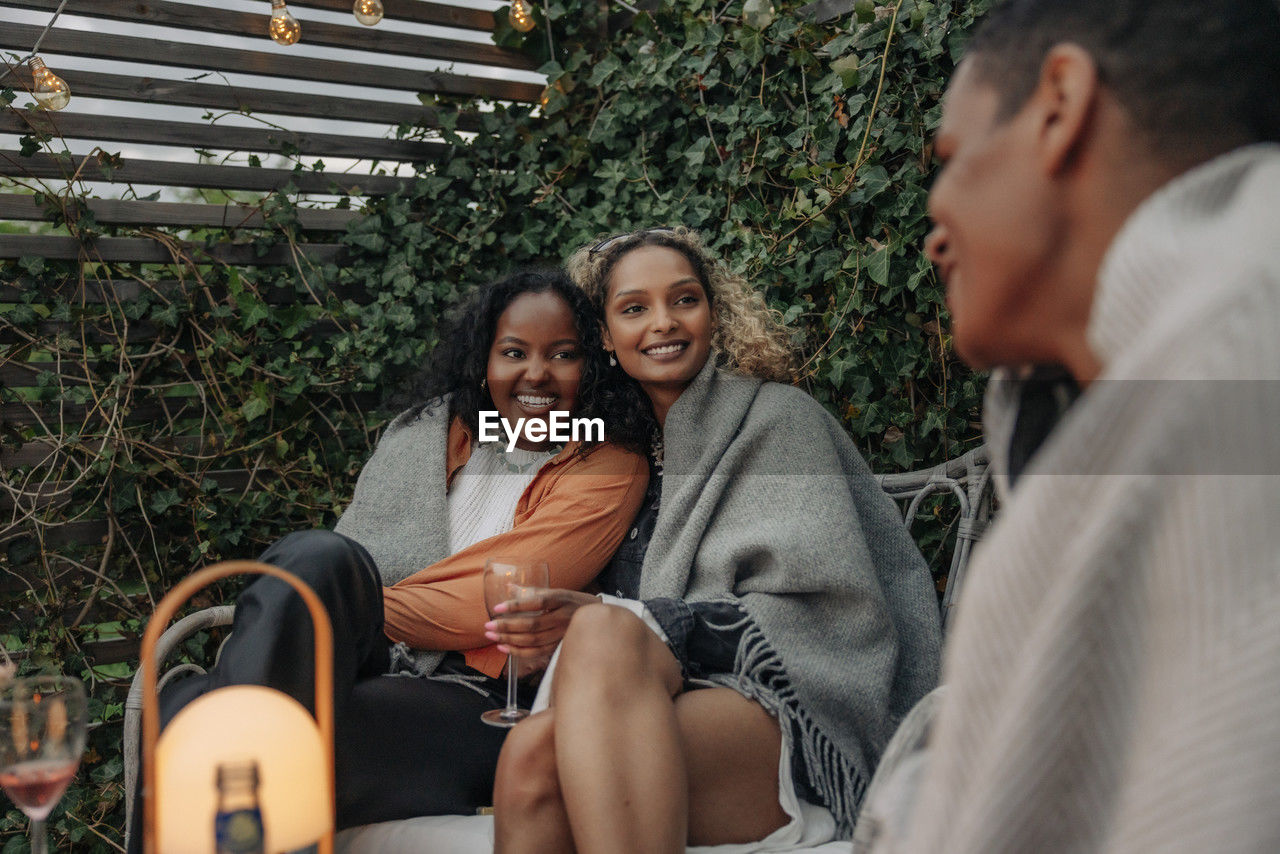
861, 1, 1280, 851
130, 269, 648, 846
488, 227, 943, 852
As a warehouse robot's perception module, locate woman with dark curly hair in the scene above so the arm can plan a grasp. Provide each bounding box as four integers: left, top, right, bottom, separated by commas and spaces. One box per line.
128, 268, 648, 848
488, 230, 941, 852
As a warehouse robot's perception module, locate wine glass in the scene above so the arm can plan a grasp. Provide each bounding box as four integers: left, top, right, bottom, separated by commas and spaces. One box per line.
0, 675, 88, 854
480, 557, 549, 728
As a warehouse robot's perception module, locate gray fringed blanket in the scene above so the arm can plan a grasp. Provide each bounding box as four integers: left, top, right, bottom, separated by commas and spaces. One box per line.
641, 360, 942, 835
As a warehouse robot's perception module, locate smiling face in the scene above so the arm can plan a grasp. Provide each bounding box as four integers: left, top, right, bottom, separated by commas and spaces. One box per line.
601, 245, 713, 421
485, 290, 584, 450
925, 60, 1062, 370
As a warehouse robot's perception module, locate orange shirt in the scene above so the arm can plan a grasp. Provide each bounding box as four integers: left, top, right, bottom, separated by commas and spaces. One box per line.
382, 418, 649, 677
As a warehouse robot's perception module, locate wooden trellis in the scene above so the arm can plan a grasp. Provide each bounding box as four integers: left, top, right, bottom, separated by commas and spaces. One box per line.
0, 0, 543, 667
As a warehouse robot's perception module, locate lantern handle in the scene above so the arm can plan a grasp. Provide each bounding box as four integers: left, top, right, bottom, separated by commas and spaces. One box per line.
140, 560, 335, 854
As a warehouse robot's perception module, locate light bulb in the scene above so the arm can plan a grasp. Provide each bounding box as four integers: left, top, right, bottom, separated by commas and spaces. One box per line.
539, 77, 567, 109
29, 57, 70, 111
269, 0, 301, 45
352, 0, 383, 26
509, 0, 536, 33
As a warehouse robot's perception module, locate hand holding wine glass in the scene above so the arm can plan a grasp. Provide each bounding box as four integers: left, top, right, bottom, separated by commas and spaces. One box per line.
0, 675, 88, 854
480, 557, 548, 728
486, 587, 600, 665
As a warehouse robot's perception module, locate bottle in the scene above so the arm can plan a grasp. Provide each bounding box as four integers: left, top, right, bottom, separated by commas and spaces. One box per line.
214, 760, 265, 854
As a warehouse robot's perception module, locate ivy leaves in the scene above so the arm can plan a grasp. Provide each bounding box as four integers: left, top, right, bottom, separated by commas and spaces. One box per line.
391, 0, 991, 472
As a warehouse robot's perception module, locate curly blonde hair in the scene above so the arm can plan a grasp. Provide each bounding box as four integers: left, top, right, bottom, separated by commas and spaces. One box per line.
567, 227, 799, 384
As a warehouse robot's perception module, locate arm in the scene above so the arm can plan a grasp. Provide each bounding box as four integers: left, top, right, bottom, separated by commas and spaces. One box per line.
382, 447, 648, 675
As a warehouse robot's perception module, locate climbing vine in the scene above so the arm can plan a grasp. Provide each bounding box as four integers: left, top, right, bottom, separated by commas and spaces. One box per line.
0, 2, 991, 848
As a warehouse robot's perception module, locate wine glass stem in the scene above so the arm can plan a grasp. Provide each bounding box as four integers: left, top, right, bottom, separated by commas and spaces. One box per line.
505, 652, 519, 714
31, 818, 48, 854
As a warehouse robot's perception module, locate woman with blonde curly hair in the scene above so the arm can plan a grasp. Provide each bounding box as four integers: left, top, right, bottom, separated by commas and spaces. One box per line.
485, 227, 942, 852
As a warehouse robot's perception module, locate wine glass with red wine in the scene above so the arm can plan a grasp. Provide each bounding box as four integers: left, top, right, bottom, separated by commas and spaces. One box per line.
0, 675, 88, 854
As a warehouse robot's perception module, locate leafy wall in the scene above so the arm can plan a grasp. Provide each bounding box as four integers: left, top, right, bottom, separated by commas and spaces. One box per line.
0, 1, 991, 847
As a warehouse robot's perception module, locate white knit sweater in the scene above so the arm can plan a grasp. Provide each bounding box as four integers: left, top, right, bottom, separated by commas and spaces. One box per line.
446, 442, 554, 553
891, 145, 1280, 853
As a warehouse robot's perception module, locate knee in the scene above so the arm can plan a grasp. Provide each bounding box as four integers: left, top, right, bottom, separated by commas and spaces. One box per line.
258, 531, 378, 589
263, 529, 367, 567
494, 713, 560, 816
556, 605, 675, 697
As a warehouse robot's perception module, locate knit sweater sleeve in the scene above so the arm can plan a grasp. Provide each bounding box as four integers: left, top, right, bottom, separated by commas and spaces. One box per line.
382, 445, 649, 677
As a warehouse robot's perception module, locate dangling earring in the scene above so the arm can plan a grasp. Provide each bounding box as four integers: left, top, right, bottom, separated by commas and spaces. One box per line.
480, 378, 487, 391
608, 352, 617, 367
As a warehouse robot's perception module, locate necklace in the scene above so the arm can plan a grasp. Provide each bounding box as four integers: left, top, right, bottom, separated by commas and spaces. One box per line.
493, 444, 561, 474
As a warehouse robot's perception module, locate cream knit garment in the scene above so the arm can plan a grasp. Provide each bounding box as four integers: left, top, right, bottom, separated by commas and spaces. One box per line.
445, 442, 553, 553
888, 145, 1280, 853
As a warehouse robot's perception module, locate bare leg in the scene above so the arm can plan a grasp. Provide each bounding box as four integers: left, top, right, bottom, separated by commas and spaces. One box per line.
493, 711, 575, 854
501, 605, 790, 853
677, 687, 789, 845
553, 605, 687, 854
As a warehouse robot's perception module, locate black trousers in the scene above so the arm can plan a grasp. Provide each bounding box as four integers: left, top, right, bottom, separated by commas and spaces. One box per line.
128, 530, 515, 851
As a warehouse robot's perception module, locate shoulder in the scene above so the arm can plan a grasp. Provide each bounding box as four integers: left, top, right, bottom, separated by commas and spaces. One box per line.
750, 381, 846, 435
382, 401, 446, 434
362, 404, 452, 463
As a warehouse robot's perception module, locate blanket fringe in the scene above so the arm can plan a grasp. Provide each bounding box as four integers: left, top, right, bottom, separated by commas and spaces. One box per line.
709, 620, 868, 838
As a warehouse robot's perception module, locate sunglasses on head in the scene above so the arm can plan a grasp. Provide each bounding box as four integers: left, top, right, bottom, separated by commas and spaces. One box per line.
587, 227, 678, 258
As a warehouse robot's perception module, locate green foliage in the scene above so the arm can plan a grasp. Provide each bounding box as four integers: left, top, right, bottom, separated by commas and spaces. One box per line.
380, 0, 992, 469
0, 1, 992, 847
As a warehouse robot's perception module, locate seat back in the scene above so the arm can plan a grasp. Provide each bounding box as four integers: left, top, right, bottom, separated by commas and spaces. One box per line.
874, 446, 993, 629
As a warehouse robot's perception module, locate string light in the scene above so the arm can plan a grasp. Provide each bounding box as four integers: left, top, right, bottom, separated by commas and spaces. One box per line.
269, 0, 302, 45
509, 0, 536, 33
28, 57, 70, 110
539, 77, 569, 109
352, 0, 384, 26
0, 0, 72, 110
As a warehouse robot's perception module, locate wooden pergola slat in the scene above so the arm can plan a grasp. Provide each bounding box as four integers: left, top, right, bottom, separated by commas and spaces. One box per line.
0, 193, 360, 230
0, 23, 543, 102
3, 0, 537, 72
0, 111, 443, 161
289, 0, 498, 31
0, 277, 368, 304
36, 70, 487, 133
0, 151, 413, 195
0, 234, 349, 265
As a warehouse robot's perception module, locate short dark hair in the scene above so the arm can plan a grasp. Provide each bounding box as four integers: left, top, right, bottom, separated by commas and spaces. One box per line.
413, 268, 653, 451
966, 0, 1280, 157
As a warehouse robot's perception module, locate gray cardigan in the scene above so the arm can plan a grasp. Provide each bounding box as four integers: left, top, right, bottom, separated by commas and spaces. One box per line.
642, 360, 942, 835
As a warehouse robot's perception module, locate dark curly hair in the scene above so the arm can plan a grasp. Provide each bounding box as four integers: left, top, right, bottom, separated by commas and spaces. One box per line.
568, 227, 799, 384
411, 268, 654, 452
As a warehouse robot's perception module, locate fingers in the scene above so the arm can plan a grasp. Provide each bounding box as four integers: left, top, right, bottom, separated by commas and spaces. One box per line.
493, 588, 593, 615
485, 589, 596, 660
493, 593, 550, 615
486, 611, 562, 635
485, 620, 568, 651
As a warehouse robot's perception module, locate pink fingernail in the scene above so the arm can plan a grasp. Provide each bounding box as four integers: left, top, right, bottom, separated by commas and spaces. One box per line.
497, 644, 510, 653
484, 631, 499, 641
483, 621, 496, 631
492, 602, 508, 614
